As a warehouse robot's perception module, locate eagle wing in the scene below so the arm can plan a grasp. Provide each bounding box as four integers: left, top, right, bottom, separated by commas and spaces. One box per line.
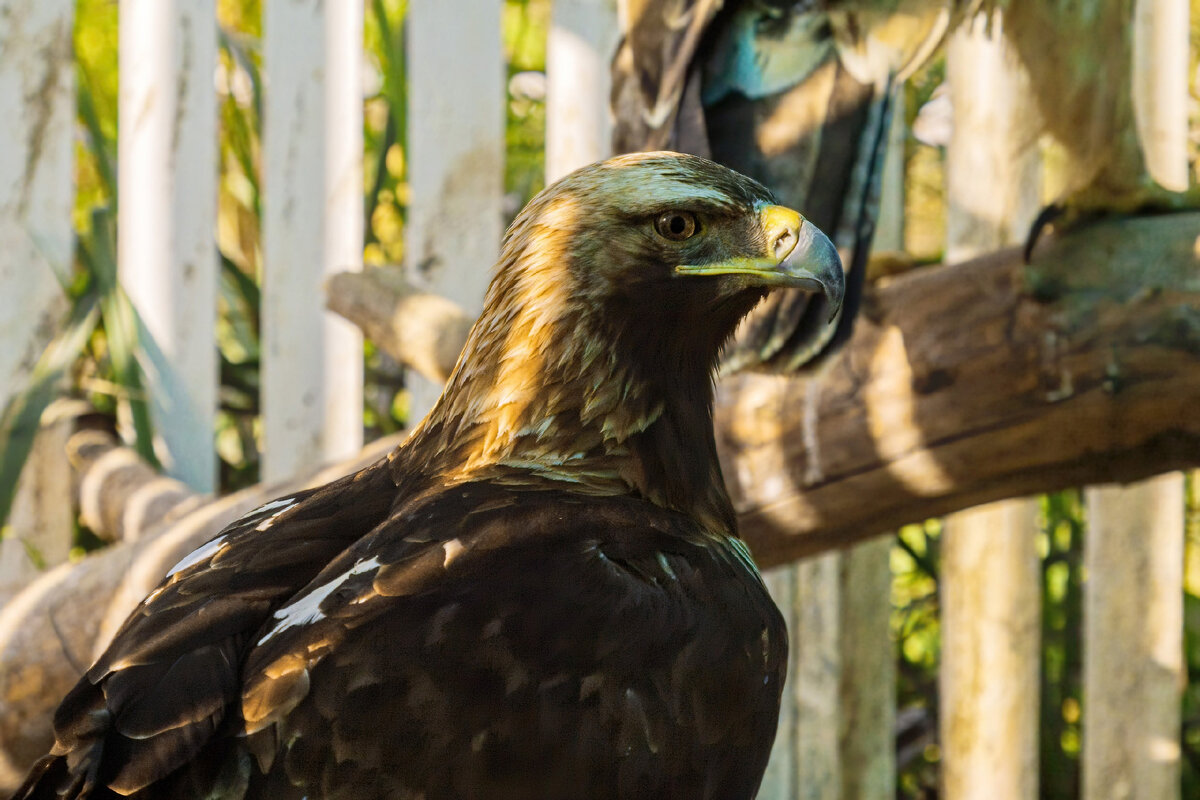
237, 485, 787, 800
15, 459, 397, 799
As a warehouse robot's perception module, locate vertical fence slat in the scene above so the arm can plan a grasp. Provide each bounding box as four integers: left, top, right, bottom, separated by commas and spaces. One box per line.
404, 0, 505, 422
760, 91, 904, 800
941, 501, 1041, 797
939, 10, 1042, 800
1083, 476, 1184, 800
545, 0, 618, 182
834, 91, 903, 800
323, 0, 366, 465
794, 553, 842, 799
118, 0, 218, 493
263, 0, 364, 482
1132, 0, 1190, 192
837, 539, 895, 798
0, 0, 77, 594
1082, 5, 1188, 797
759, 567, 797, 798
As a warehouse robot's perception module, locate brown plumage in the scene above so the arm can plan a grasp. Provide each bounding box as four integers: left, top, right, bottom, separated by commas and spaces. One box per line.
13, 152, 842, 800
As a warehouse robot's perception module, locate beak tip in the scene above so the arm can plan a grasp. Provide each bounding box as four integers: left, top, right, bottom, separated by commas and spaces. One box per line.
781, 220, 844, 321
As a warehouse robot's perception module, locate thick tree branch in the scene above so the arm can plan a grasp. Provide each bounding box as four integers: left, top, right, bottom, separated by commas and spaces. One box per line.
0, 434, 403, 788
720, 212, 1200, 567
326, 267, 473, 385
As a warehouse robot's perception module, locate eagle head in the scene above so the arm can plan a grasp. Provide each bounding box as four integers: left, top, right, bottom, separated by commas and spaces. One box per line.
406, 151, 842, 520
488, 151, 844, 360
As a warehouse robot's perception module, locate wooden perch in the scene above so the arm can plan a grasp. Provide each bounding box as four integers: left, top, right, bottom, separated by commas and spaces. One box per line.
1, 213, 1198, 788
70, 429, 202, 543
327, 214, 1200, 569
0, 432, 404, 788
720, 212, 1200, 566
326, 266, 473, 384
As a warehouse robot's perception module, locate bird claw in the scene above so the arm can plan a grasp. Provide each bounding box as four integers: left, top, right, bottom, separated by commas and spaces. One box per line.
1023, 183, 1200, 262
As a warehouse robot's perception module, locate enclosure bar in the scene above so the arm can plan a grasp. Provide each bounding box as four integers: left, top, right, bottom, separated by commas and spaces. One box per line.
262, 0, 365, 482
117, 0, 218, 492
939, 10, 1042, 800
1083, 476, 1183, 800
759, 91, 904, 800
322, 0, 366, 466
545, 0, 619, 182
1082, 3, 1188, 796
1132, 0, 1190, 190
404, 0, 505, 422
0, 0, 77, 597
831, 94, 903, 800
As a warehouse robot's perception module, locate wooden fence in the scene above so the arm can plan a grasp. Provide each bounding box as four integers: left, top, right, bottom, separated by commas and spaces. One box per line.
0, 1, 1193, 797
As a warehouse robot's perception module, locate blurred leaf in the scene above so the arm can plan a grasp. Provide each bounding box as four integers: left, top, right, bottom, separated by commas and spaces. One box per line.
83, 207, 159, 467
0, 294, 100, 532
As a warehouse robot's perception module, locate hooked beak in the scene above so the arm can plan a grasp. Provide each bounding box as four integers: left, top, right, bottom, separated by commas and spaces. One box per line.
674, 204, 845, 322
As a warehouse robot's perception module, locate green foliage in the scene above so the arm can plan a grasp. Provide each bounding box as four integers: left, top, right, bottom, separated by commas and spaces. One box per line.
1039, 490, 1085, 798
892, 520, 942, 797
503, 0, 548, 206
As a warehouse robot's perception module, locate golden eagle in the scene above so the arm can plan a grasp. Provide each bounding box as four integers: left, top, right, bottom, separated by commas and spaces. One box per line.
14, 153, 842, 800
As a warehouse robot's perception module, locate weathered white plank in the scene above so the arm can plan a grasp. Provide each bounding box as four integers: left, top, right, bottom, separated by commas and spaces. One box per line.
763, 542, 895, 800
118, 0, 219, 492
762, 555, 843, 800
837, 538, 895, 798
262, 0, 365, 482
760, 94, 904, 800
1082, 4, 1188, 797
1132, 0, 1190, 191
1083, 476, 1183, 800
793, 553, 842, 800
322, 0, 366, 466
941, 500, 1041, 799
0, 0, 74, 408
938, 11, 1042, 800
0, 0, 76, 589
0, 407, 75, 604
545, 0, 619, 182
404, 0, 505, 422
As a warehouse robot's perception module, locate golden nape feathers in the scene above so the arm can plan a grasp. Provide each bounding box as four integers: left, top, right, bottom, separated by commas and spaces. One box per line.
15, 153, 840, 800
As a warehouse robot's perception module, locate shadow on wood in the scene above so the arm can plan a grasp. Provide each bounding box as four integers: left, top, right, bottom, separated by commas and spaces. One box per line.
720, 211, 1200, 567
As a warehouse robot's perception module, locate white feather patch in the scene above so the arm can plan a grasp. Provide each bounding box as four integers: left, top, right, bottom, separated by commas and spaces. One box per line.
258, 557, 381, 644
165, 534, 229, 578
253, 496, 298, 531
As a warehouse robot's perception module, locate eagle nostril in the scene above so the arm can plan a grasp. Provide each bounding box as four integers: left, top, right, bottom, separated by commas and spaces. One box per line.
772, 226, 797, 261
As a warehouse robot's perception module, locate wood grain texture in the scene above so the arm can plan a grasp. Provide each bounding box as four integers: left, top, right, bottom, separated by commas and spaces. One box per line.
404, 0, 504, 421
0, 0, 76, 609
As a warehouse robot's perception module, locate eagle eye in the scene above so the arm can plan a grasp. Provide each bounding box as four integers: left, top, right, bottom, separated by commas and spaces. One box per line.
654, 211, 698, 241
